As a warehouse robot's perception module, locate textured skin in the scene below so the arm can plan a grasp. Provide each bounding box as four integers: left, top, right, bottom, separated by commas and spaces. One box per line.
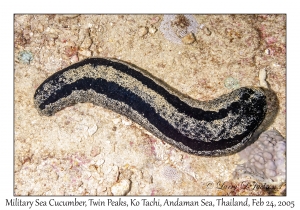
34, 58, 267, 156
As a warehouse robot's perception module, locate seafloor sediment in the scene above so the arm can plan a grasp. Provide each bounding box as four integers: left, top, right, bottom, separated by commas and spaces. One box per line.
14, 14, 286, 195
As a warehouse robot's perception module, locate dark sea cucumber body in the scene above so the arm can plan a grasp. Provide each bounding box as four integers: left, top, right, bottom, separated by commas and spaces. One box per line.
34, 58, 267, 156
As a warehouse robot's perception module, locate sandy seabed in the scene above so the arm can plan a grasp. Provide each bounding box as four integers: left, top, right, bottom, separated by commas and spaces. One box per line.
14, 14, 286, 195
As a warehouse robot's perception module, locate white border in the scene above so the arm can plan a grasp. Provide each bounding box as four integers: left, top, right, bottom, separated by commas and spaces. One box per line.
2, 0, 297, 209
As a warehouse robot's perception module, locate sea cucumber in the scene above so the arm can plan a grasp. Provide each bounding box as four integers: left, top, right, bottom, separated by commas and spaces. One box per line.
34, 58, 267, 156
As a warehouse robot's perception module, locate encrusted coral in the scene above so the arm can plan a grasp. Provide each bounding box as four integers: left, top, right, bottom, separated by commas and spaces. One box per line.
162, 166, 182, 181
224, 77, 239, 89
234, 129, 286, 184
159, 15, 200, 44
18, 51, 33, 64
111, 179, 131, 195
